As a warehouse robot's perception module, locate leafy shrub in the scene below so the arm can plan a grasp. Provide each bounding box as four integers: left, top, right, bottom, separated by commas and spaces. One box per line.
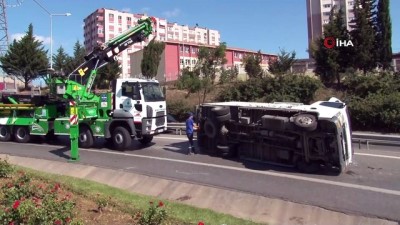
216, 75, 322, 104
0, 172, 76, 225
167, 100, 193, 122
138, 201, 167, 225
343, 72, 400, 98
347, 92, 400, 132
0, 158, 14, 178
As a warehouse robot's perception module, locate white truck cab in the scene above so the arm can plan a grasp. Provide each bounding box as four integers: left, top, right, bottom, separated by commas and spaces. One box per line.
112, 78, 167, 137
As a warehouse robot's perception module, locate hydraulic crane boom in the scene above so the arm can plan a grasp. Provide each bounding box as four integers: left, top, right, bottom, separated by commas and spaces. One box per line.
49, 16, 156, 102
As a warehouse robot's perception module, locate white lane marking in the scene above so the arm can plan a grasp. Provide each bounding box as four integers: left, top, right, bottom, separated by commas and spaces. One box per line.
355, 153, 400, 160
155, 136, 188, 141
4, 142, 400, 197
175, 170, 209, 176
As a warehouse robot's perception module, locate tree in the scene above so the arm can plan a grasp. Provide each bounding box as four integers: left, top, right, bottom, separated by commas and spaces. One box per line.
141, 40, 165, 79
243, 50, 263, 79
268, 48, 296, 76
0, 24, 48, 90
375, 0, 392, 70
95, 61, 121, 89
52, 46, 71, 75
176, 67, 203, 104
350, 0, 377, 73
311, 6, 351, 85
66, 41, 86, 76
219, 66, 238, 84
196, 42, 227, 103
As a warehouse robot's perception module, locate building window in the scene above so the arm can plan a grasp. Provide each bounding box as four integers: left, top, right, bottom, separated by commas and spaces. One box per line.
323, 20, 329, 24
348, 1, 354, 6
191, 47, 196, 53
180, 59, 184, 65
323, 12, 331, 16
185, 59, 190, 65
98, 28, 103, 34
167, 34, 173, 39
127, 25, 131, 29
109, 25, 114, 31
323, 4, 331, 8
109, 13, 114, 18
192, 59, 196, 64
180, 46, 183, 52
127, 17, 131, 21
118, 16, 122, 20
185, 47, 189, 53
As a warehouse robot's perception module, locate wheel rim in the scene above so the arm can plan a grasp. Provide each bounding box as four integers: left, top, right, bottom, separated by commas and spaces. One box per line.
114, 133, 124, 144
299, 117, 313, 125
0, 127, 7, 138
17, 128, 26, 139
79, 133, 87, 143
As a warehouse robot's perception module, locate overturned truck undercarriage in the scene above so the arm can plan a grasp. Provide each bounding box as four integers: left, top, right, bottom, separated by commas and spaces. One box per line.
196, 98, 353, 174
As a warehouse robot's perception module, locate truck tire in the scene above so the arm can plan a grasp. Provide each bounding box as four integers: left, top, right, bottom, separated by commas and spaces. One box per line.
0, 125, 11, 142
204, 119, 217, 138
79, 126, 94, 148
215, 113, 231, 123
112, 126, 132, 150
14, 126, 30, 143
211, 106, 230, 116
139, 135, 153, 145
293, 114, 318, 131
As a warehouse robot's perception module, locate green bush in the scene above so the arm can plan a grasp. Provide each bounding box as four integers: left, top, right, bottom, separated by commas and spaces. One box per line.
343, 72, 400, 98
138, 201, 167, 225
0, 173, 76, 225
347, 92, 400, 132
0, 158, 14, 178
216, 75, 322, 104
166, 100, 193, 122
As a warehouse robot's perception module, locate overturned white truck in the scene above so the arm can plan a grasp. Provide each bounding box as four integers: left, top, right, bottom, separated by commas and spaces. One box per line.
196, 97, 353, 174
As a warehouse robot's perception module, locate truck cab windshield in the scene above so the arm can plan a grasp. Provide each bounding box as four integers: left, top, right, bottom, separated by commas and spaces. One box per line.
142, 82, 165, 102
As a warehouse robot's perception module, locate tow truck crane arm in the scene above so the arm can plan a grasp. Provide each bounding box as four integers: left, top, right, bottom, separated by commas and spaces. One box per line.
49, 16, 156, 101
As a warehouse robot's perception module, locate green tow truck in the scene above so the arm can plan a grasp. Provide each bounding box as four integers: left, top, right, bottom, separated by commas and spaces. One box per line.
0, 17, 167, 154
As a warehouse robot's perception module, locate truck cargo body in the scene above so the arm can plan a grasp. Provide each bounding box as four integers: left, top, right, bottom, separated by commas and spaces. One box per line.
197, 97, 352, 174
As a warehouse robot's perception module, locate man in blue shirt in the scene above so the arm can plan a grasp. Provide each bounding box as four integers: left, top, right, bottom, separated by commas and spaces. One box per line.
186, 112, 197, 154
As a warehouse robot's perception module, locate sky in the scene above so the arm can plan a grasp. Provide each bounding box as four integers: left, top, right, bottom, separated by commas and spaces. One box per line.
5, 0, 400, 59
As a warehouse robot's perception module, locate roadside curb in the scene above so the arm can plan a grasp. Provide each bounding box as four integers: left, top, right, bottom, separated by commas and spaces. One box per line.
0, 154, 397, 225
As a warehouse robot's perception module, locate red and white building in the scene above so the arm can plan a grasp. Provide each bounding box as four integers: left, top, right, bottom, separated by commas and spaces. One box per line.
83, 8, 220, 78
130, 41, 277, 82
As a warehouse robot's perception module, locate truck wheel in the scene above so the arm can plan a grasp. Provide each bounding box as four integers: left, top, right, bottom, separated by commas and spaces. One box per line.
293, 114, 318, 131
14, 126, 31, 143
79, 126, 94, 148
204, 119, 217, 138
0, 126, 11, 142
215, 113, 231, 123
211, 106, 230, 116
112, 126, 132, 150
139, 135, 153, 145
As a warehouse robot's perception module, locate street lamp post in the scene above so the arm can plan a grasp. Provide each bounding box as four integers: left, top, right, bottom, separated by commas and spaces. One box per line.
50, 13, 71, 69
32, 0, 71, 69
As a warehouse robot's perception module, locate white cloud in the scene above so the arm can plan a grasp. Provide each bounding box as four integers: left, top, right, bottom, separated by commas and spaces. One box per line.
11, 33, 51, 45
162, 8, 180, 18
121, 7, 131, 12
11, 33, 24, 41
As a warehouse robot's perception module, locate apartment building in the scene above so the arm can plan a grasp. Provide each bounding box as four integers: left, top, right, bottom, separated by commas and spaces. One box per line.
83, 8, 221, 78
130, 41, 277, 82
306, 0, 355, 54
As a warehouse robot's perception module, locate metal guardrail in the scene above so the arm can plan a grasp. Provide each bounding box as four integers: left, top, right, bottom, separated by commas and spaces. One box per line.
166, 123, 400, 148
167, 122, 186, 135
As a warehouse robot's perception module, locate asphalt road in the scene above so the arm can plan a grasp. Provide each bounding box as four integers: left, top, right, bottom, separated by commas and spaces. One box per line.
1, 134, 400, 222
